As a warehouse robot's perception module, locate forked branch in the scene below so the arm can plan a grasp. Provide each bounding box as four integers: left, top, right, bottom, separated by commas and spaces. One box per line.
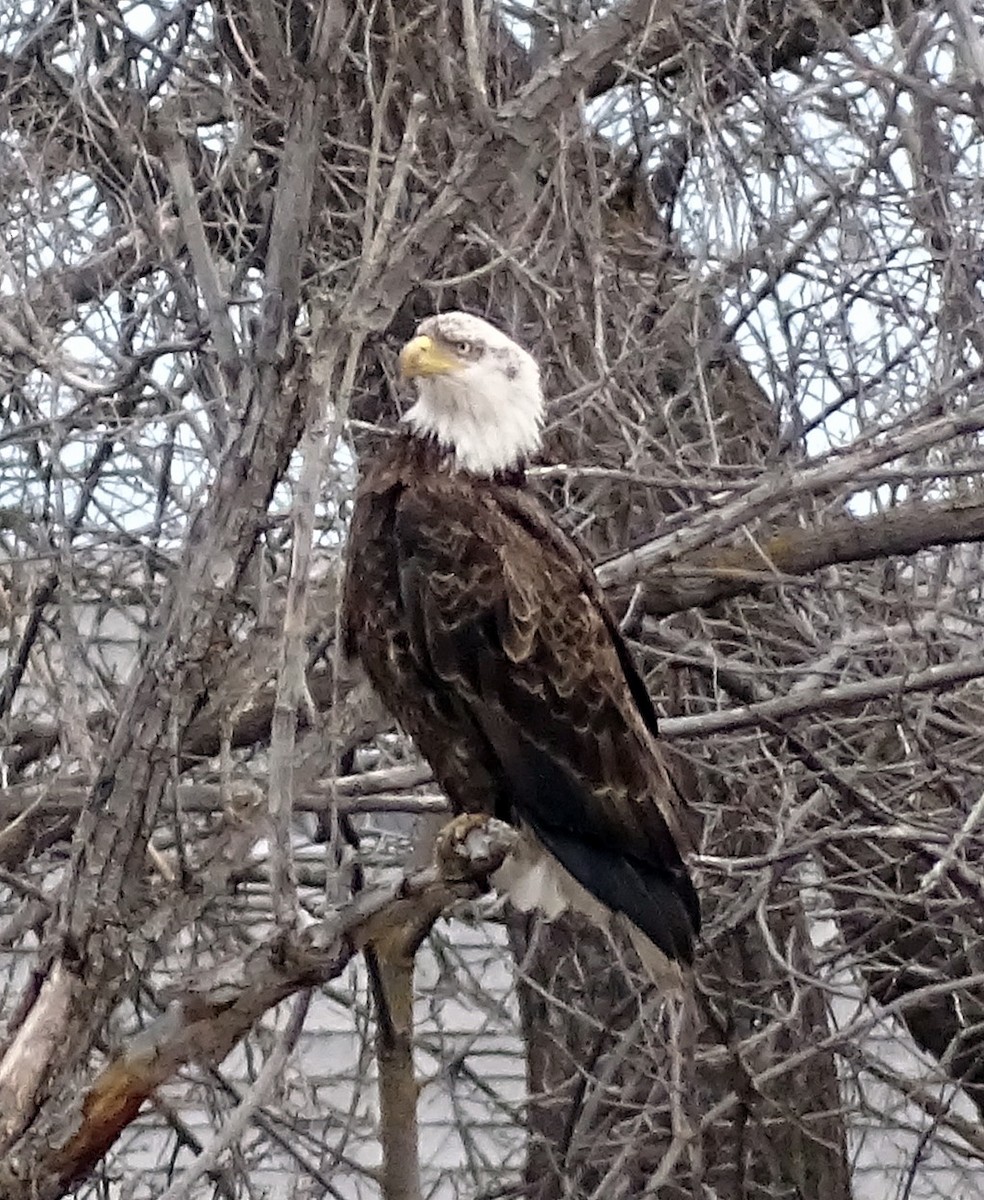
0, 816, 517, 1200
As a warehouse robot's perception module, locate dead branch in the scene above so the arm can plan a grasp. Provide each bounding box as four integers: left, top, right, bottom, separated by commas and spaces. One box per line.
626, 499, 984, 616
599, 404, 984, 586
661, 655, 984, 737
0, 816, 516, 1200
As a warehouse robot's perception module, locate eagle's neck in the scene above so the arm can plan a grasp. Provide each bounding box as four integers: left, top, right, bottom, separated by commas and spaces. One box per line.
399, 432, 527, 486
403, 382, 542, 477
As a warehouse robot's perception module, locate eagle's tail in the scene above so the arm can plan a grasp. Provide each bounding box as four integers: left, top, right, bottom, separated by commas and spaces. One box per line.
493, 827, 694, 989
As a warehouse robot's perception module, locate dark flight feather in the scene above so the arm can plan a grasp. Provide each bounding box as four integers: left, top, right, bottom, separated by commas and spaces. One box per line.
343, 432, 700, 969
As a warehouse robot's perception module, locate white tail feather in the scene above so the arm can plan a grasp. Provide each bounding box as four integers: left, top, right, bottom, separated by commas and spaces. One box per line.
491, 831, 684, 990
625, 917, 685, 991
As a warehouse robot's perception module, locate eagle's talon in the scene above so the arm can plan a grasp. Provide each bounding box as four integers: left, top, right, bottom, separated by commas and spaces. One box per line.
435, 814, 517, 883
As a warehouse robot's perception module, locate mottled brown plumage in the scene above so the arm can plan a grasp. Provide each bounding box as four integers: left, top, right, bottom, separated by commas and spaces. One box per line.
342, 314, 699, 973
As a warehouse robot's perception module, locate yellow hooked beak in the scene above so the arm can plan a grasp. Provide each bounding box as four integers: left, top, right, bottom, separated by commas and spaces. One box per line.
399, 335, 460, 380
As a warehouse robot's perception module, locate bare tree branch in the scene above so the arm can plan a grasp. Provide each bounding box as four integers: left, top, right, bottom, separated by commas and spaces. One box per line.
599, 398, 984, 588
0, 817, 517, 1200
624, 498, 984, 616
661, 655, 984, 737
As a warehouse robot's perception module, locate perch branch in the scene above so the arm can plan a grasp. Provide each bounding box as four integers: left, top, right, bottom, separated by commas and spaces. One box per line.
0, 816, 516, 1200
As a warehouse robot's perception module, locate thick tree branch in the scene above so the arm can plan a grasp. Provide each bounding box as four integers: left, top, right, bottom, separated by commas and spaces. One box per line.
5, 653, 376, 775
599, 402, 984, 587
623, 499, 984, 617
585, 0, 918, 100
0, 965, 75, 1149
0, 816, 516, 1200
0, 764, 439, 830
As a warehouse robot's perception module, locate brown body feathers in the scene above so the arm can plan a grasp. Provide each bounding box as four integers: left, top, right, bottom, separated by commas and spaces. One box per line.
343, 431, 700, 970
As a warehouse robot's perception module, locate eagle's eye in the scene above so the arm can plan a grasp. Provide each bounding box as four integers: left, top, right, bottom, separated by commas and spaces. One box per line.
455, 340, 474, 357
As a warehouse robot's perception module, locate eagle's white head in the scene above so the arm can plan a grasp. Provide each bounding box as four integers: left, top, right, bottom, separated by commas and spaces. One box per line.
399, 312, 544, 475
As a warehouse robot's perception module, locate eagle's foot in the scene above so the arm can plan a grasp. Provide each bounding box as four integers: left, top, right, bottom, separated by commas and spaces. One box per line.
434, 814, 518, 884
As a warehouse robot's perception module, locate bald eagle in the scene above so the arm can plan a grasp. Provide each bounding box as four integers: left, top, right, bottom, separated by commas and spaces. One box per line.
342, 312, 700, 979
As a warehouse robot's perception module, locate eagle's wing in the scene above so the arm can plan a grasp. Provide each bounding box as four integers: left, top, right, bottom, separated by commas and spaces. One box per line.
395, 484, 700, 965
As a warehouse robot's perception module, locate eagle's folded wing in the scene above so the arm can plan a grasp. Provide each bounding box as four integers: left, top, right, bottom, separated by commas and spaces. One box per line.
394, 487, 700, 966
